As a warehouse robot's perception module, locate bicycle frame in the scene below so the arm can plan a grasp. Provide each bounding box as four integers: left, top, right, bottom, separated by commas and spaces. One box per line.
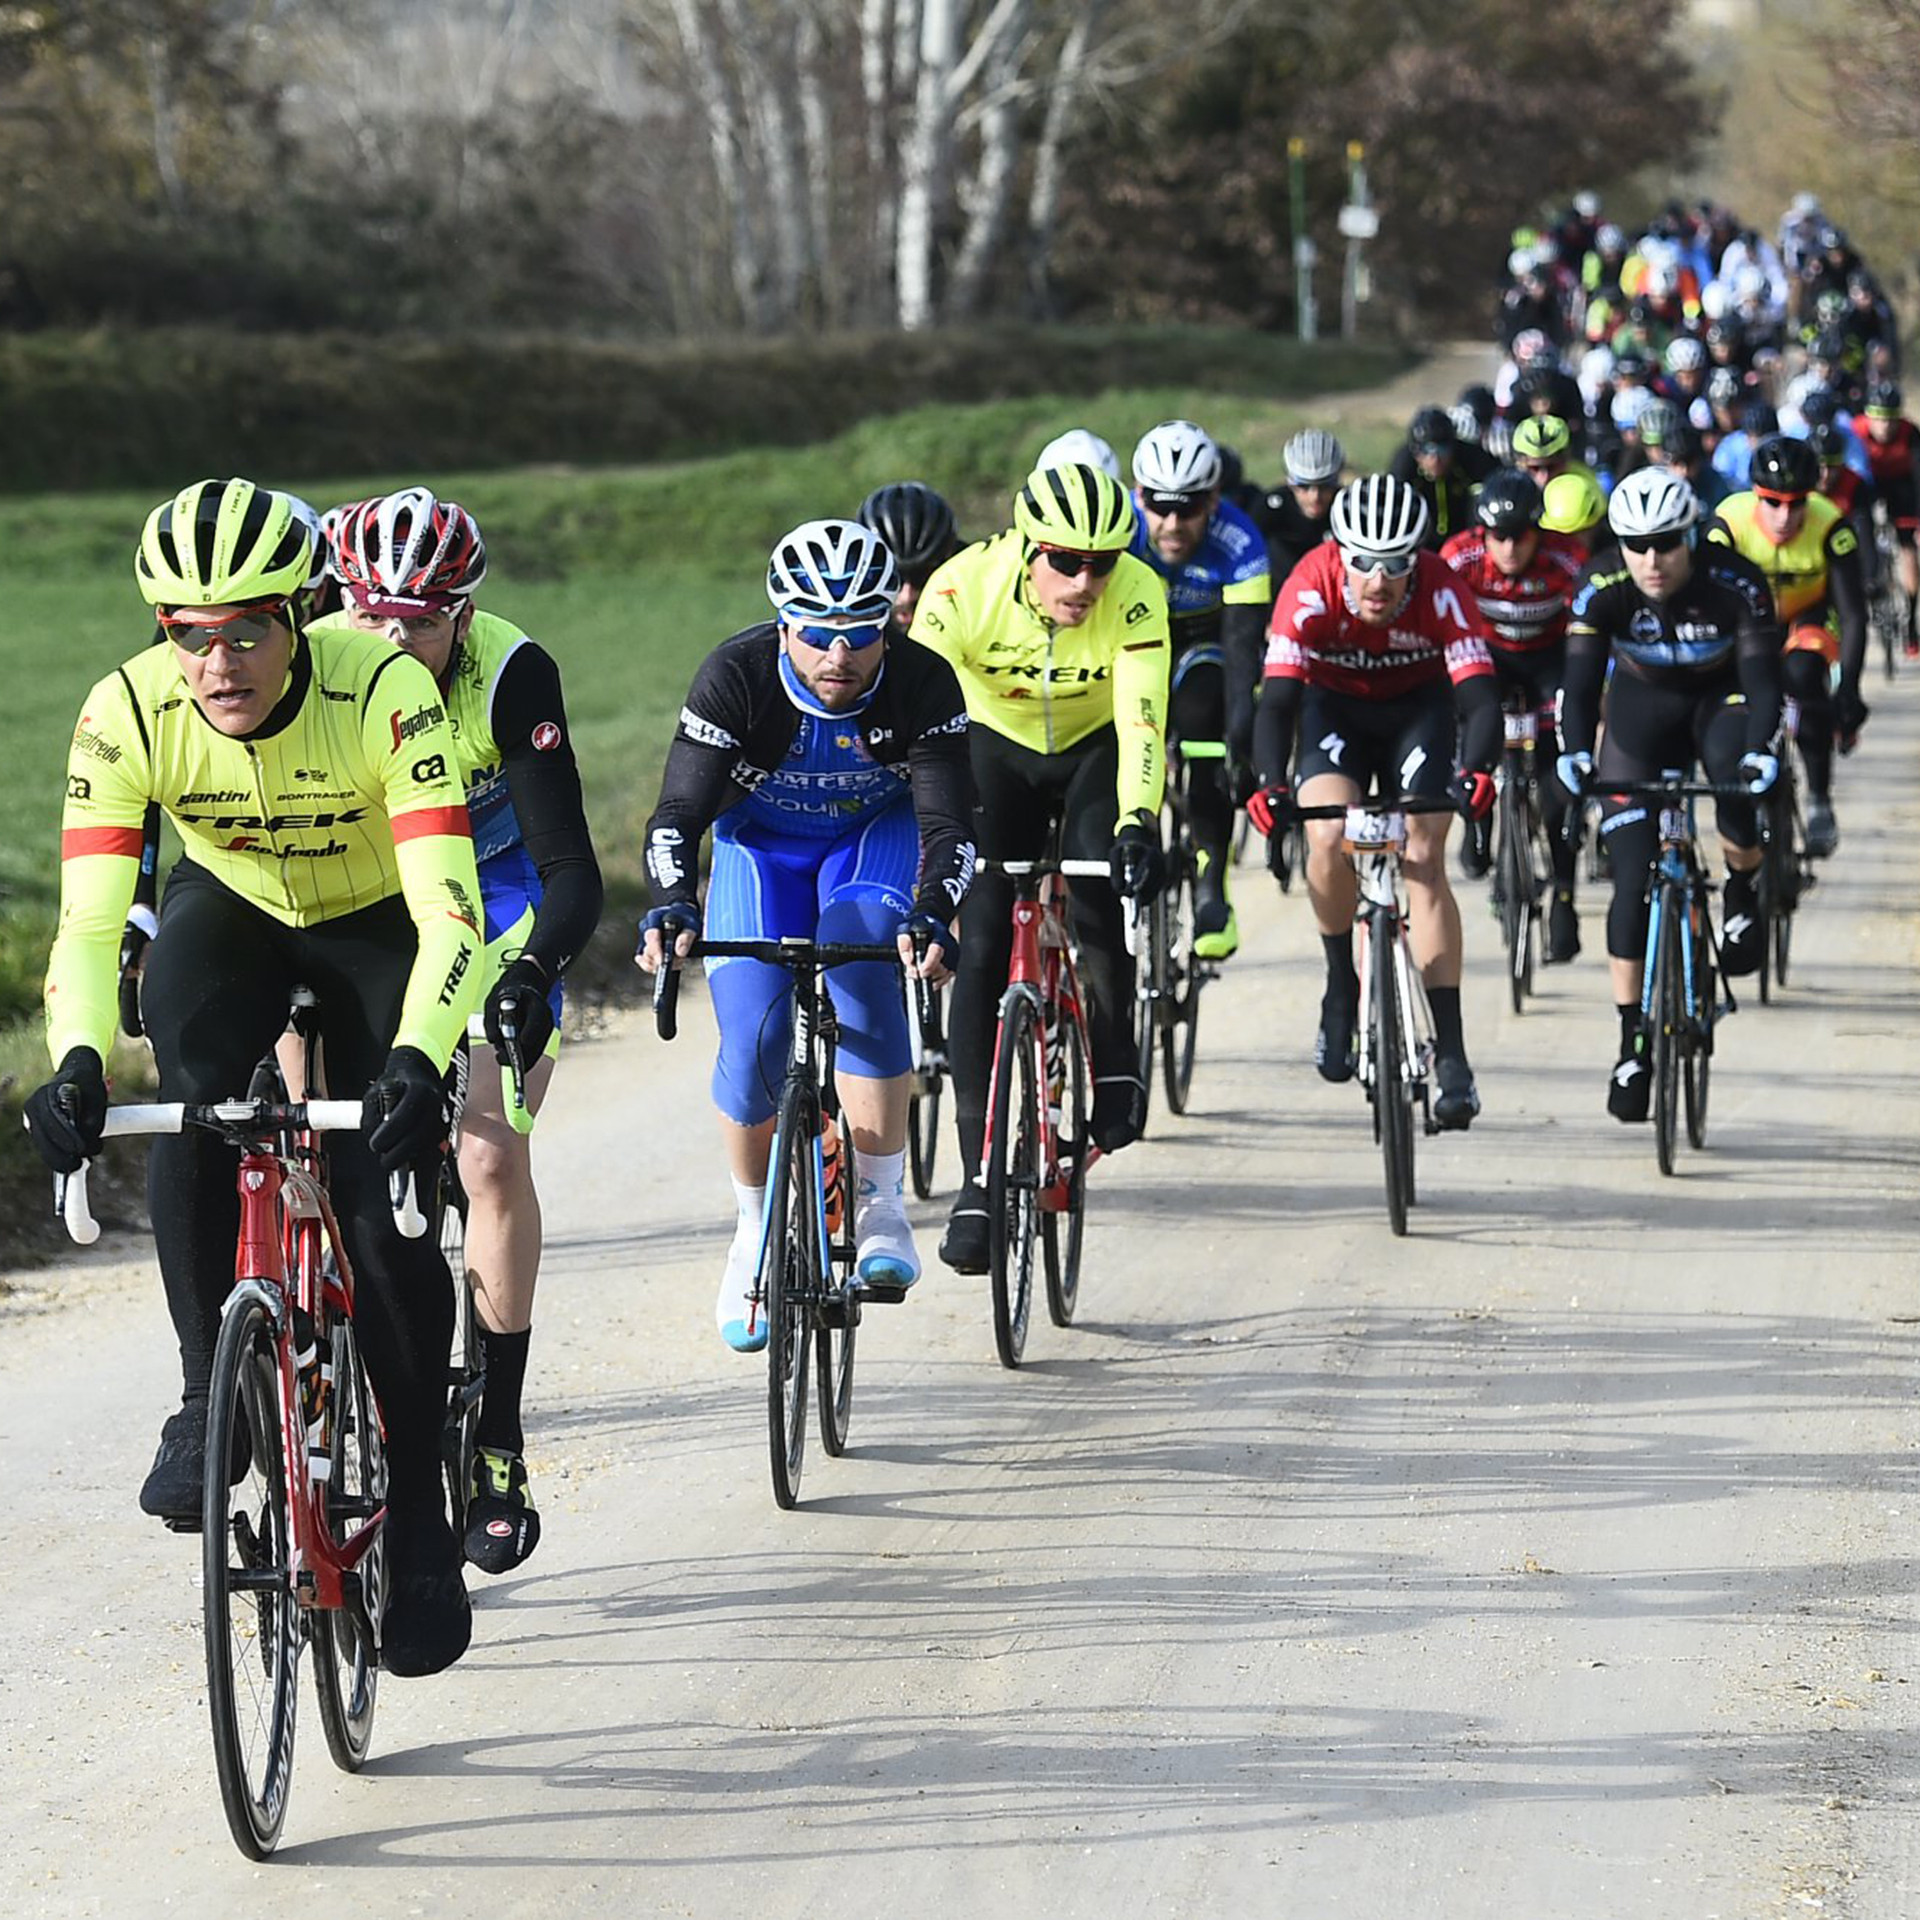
1347, 823, 1436, 1126
1636, 793, 1723, 1033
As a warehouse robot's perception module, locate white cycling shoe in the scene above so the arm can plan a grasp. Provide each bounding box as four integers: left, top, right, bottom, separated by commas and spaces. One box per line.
715, 1220, 768, 1353
854, 1185, 921, 1299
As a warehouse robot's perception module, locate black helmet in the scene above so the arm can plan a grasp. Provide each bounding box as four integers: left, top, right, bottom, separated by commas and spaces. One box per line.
1409, 405, 1457, 452
1808, 423, 1849, 466
1866, 379, 1904, 417
1751, 434, 1819, 496
856, 481, 958, 577
1215, 441, 1246, 496
1808, 327, 1846, 364
1458, 383, 1497, 431
1739, 399, 1780, 437
1474, 468, 1544, 536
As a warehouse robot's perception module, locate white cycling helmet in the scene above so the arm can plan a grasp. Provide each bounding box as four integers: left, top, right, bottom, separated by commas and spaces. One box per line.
1607, 466, 1698, 541
766, 518, 898, 623
283, 494, 330, 593
1665, 335, 1707, 374
1596, 222, 1624, 254
1132, 419, 1222, 497
1329, 473, 1429, 563
1283, 428, 1345, 486
1035, 427, 1122, 482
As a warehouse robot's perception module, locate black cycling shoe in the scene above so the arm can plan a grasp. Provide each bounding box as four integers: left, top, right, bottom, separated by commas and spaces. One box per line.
1458, 818, 1492, 880
1314, 993, 1357, 1083
1432, 1053, 1481, 1131
463, 1447, 542, 1575
939, 1181, 991, 1275
1720, 873, 1763, 977
382, 1503, 472, 1677
138, 1407, 207, 1527
1546, 889, 1581, 963
1608, 1036, 1651, 1122
1091, 1075, 1145, 1152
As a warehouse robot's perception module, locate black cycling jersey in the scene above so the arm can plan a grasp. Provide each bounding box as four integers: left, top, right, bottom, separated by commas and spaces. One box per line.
1258, 490, 1334, 588
1560, 545, 1783, 759
1387, 443, 1497, 549
644, 624, 975, 922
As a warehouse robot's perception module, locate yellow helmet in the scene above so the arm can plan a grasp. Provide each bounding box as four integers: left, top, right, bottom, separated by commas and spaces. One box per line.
1540, 466, 1608, 536
1013, 462, 1136, 553
135, 477, 316, 608
1511, 413, 1573, 463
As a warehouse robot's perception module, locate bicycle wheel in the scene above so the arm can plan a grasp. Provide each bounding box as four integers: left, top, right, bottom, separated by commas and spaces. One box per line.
203, 1291, 299, 1860
435, 1161, 482, 1537
1162, 845, 1201, 1114
1044, 993, 1090, 1328
314, 1313, 384, 1773
765, 1086, 816, 1509
1684, 889, 1713, 1151
987, 992, 1043, 1368
1496, 783, 1531, 1015
1373, 918, 1414, 1237
1651, 890, 1683, 1176
1132, 890, 1165, 1139
816, 1116, 858, 1459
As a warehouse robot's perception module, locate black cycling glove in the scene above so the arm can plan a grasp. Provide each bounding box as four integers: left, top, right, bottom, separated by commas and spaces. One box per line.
364, 1046, 448, 1174
23, 1047, 109, 1176
1109, 813, 1165, 902
483, 956, 555, 1067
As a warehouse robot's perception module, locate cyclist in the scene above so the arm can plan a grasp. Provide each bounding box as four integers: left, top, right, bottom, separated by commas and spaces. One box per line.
857, 480, 964, 629
1389, 406, 1497, 549
1440, 471, 1589, 958
908, 462, 1170, 1273
1512, 414, 1577, 491
637, 520, 972, 1349
1541, 466, 1611, 559
23, 477, 484, 1677
1703, 434, 1868, 858
1250, 474, 1500, 1127
1557, 469, 1783, 1120
1856, 380, 1920, 655
320, 488, 603, 1575
1129, 419, 1271, 960
1261, 427, 1345, 583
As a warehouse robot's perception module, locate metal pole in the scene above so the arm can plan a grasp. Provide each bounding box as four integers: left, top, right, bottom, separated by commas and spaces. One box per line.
1342, 141, 1365, 338
1290, 137, 1316, 342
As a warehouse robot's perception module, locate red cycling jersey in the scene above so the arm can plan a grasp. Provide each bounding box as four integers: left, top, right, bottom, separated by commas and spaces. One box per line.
1859, 416, 1918, 513
1264, 544, 1495, 700
1437, 527, 1587, 655
1819, 465, 1868, 519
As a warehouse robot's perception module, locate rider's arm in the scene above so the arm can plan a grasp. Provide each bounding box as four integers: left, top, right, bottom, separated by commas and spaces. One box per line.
899, 651, 978, 922
1558, 588, 1611, 759
45, 672, 152, 1066
491, 642, 604, 980
642, 644, 759, 916
1221, 600, 1268, 765
1727, 569, 1786, 752
1109, 564, 1171, 825
1254, 566, 1319, 785
1823, 520, 1869, 697
364, 653, 486, 1068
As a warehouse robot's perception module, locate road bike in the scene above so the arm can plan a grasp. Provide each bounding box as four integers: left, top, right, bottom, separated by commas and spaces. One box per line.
60, 1085, 398, 1857
655, 934, 896, 1508
1753, 697, 1814, 1004
1869, 499, 1908, 682
1293, 796, 1457, 1236
978, 858, 1101, 1367
1489, 702, 1553, 1013
1613, 777, 1743, 1175
905, 971, 949, 1198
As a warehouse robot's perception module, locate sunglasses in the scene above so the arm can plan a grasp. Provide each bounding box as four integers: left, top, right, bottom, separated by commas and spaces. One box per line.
1341, 549, 1417, 579
1037, 546, 1121, 579
1754, 489, 1807, 508
1483, 526, 1534, 543
157, 601, 287, 654
789, 619, 888, 651
1141, 492, 1209, 519
1619, 530, 1688, 555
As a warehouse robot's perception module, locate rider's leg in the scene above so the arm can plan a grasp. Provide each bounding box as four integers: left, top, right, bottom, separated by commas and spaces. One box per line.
1298, 770, 1363, 1079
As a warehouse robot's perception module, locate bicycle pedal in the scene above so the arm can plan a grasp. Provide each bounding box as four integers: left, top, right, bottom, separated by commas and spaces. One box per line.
160, 1513, 204, 1535
854, 1278, 907, 1305
820, 1289, 871, 1322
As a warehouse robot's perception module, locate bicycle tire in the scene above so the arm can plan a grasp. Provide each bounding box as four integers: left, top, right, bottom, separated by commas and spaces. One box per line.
1685, 888, 1713, 1151
1496, 781, 1530, 1015
436, 1161, 483, 1538
1162, 845, 1201, 1114
1044, 991, 1090, 1328
314, 1312, 383, 1773
907, 989, 945, 1199
203, 1291, 299, 1860
1652, 889, 1682, 1176
1132, 889, 1165, 1139
987, 992, 1043, 1368
765, 1083, 815, 1509
1374, 917, 1414, 1237
816, 1113, 857, 1459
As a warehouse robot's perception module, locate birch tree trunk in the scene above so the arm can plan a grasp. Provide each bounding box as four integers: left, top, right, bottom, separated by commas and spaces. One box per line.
894, 0, 958, 330
860, 0, 897, 324
942, 0, 1031, 319
667, 0, 767, 329
1025, 0, 1107, 319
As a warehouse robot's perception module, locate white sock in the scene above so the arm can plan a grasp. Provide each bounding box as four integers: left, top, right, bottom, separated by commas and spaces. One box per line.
858, 1149, 906, 1201
730, 1178, 765, 1232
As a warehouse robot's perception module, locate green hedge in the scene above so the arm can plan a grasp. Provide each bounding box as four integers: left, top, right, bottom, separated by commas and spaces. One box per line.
0, 325, 1409, 493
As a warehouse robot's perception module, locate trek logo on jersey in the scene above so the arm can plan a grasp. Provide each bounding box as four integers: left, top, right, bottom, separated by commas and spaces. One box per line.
72, 720, 123, 764
180, 807, 372, 831
678, 706, 737, 751
985, 663, 1111, 684
437, 946, 472, 1007
390, 702, 446, 750
531, 721, 563, 751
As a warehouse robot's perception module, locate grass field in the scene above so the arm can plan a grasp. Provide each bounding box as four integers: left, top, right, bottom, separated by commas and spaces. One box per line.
0, 340, 1422, 1251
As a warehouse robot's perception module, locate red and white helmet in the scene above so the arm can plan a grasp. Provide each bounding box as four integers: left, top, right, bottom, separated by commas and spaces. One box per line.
333, 488, 486, 615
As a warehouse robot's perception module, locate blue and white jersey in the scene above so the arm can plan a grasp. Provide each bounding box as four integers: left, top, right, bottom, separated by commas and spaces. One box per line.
1130, 497, 1273, 634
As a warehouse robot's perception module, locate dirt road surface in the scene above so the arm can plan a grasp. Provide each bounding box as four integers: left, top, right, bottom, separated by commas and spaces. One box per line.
5, 617, 1917, 1918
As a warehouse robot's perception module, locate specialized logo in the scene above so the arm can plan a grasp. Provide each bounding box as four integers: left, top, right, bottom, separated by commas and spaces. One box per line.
1319, 731, 1347, 768
390, 702, 446, 750
531, 720, 562, 751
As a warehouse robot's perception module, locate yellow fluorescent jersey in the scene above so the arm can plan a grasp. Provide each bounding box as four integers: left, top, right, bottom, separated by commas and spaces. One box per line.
48, 624, 483, 1069
1708, 490, 1853, 626
910, 529, 1171, 822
